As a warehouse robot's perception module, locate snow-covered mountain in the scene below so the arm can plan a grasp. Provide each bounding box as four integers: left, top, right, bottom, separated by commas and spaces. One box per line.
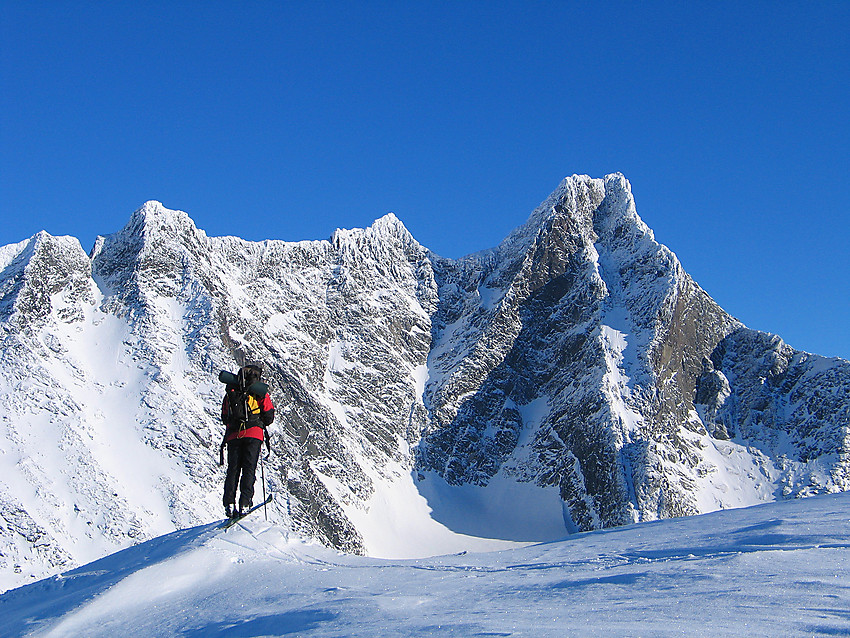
3, 490, 850, 636
1, 174, 848, 592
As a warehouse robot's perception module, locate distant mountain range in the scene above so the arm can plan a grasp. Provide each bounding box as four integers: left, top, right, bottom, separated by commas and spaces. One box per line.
1, 173, 847, 591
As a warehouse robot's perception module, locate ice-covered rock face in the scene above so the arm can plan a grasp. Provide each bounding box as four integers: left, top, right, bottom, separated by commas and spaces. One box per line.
1, 178, 849, 592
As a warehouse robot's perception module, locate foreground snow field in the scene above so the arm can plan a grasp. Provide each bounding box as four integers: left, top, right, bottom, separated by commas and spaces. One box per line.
3, 492, 849, 637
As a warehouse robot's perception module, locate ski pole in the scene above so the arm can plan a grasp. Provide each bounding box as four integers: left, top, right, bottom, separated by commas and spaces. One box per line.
261, 447, 268, 521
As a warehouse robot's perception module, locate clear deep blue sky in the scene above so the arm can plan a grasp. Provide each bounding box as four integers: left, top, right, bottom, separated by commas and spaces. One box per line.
2, 2, 848, 360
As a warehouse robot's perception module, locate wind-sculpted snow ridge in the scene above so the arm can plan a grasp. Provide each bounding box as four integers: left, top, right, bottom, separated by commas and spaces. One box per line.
0, 177, 848, 592
2, 491, 850, 637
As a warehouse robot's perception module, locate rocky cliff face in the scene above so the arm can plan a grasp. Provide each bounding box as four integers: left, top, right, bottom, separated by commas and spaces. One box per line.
1, 175, 848, 591
417, 174, 777, 531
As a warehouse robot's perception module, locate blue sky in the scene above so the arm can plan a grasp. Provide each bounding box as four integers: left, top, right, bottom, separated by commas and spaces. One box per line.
2, 2, 848, 360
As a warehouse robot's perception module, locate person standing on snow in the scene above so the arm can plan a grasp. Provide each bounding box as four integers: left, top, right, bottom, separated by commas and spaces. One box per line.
220, 364, 274, 517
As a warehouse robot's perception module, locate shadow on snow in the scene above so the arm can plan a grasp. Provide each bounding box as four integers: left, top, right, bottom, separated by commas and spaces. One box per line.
0, 521, 222, 637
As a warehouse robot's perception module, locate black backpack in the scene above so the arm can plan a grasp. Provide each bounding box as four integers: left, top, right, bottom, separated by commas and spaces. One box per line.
220, 365, 269, 426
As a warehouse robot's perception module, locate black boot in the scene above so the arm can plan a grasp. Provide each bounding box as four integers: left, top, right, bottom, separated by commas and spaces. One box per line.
225, 503, 237, 518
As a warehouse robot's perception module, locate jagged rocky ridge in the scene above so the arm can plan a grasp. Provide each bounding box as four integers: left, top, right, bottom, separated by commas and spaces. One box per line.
0, 174, 848, 591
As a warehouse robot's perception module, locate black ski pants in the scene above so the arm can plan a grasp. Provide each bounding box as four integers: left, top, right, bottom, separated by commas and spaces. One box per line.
223, 437, 262, 510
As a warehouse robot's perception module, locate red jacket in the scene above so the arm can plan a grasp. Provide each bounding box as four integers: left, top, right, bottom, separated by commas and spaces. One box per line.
221, 387, 275, 442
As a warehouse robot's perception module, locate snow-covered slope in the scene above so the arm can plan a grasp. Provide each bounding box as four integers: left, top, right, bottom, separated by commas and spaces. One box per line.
417, 174, 849, 531
2, 490, 849, 637
1, 176, 848, 593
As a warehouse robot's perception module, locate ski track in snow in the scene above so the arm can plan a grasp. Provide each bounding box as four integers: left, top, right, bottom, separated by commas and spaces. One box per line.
2, 492, 850, 637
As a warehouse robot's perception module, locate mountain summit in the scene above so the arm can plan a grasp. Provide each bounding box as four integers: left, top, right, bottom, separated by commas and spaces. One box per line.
0, 174, 847, 591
